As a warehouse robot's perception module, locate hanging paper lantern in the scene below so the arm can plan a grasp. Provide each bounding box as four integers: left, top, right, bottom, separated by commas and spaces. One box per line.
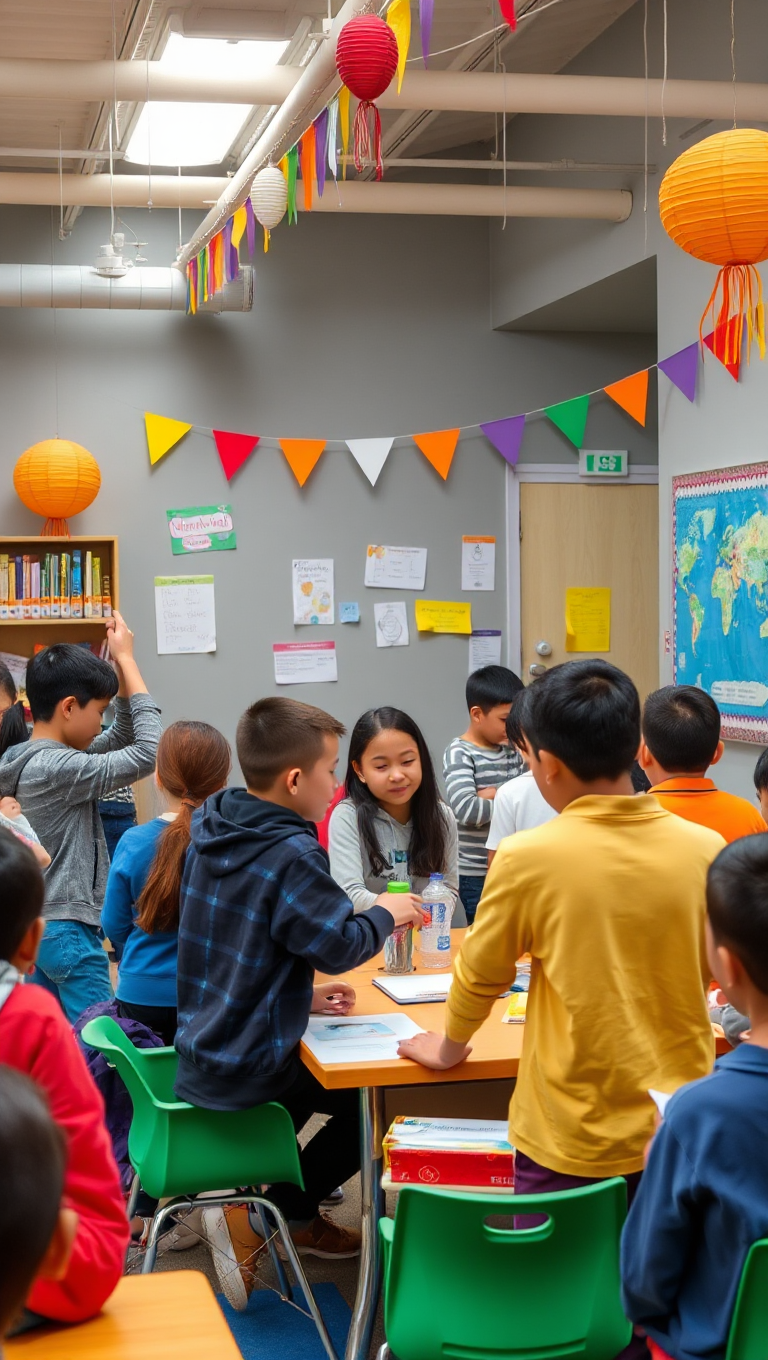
659, 128, 768, 368
251, 165, 288, 252
13, 439, 101, 536
336, 15, 398, 180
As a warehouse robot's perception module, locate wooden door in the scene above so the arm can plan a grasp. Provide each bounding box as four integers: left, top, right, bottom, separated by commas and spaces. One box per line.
519, 482, 659, 702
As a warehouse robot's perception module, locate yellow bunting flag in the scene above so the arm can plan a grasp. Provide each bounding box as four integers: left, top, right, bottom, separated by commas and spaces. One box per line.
279, 439, 327, 487
231, 204, 248, 252
387, 0, 411, 93
412, 429, 460, 480
339, 86, 350, 180
145, 413, 192, 467
415, 600, 472, 634
603, 370, 649, 426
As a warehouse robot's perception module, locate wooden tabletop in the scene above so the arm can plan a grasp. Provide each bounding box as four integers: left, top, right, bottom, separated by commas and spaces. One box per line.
6, 1273, 242, 1360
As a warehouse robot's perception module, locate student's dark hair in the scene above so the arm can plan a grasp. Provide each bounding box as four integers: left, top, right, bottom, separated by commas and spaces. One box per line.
136, 721, 231, 935
707, 836, 768, 995
0, 1067, 66, 1335
466, 665, 524, 714
345, 707, 448, 879
0, 828, 44, 961
25, 643, 118, 723
754, 748, 768, 795
237, 696, 345, 792
0, 664, 28, 759
524, 659, 641, 783
642, 685, 721, 773
505, 687, 531, 750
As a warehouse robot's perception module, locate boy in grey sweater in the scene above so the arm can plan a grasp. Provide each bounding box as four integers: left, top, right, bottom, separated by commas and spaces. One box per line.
0, 617, 161, 1022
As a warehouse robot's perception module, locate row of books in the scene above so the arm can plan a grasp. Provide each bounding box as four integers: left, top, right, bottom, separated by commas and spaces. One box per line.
0, 552, 113, 620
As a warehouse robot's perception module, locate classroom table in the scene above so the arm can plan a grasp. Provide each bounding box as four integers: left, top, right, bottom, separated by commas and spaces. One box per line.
303, 929, 523, 1360
5, 1272, 243, 1360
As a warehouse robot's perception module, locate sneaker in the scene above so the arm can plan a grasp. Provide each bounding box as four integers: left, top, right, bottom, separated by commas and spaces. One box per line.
321, 1187, 345, 1206
201, 1204, 265, 1311
159, 1206, 203, 1253
284, 1215, 361, 1259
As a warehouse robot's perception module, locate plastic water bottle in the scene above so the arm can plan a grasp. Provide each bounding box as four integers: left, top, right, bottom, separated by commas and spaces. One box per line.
384, 882, 414, 974
420, 873, 451, 969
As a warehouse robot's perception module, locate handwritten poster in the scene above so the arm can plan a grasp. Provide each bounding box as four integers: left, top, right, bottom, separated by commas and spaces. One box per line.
273, 640, 338, 684
461, 536, 496, 591
166, 504, 236, 555
375, 601, 409, 647
364, 545, 427, 590
155, 576, 216, 654
415, 600, 472, 635
292, 559, 335, 625
565, 587, 611, 652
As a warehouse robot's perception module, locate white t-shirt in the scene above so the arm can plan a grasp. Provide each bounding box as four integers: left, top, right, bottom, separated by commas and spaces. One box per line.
485, 771, 556, 849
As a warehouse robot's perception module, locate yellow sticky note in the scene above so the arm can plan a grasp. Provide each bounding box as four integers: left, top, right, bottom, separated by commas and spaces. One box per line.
415, 600, 472, 634
564, 588, 611, 652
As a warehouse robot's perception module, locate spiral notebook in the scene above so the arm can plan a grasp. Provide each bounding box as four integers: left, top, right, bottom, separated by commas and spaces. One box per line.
372, 973, 453, 1004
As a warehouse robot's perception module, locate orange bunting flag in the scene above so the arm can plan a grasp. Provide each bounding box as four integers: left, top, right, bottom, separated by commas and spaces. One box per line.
603, 369, 650, 426
300, 127, 315, 212
279, 439, 326, 487
145, 413, 192, 466
412, 429, 460, 480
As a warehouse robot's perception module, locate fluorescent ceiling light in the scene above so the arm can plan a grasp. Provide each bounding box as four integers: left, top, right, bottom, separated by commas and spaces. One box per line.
124, 33, 289, 167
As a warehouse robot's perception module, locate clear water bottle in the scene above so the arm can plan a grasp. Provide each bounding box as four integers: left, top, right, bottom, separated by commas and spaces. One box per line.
384, 882, 414, 974
419, 873, 451, 970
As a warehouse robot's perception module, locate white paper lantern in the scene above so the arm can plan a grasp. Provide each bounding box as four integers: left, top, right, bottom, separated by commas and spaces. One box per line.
250, 165, 288, 246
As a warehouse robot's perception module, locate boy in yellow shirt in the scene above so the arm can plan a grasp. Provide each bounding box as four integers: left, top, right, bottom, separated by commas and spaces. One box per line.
400, 661, 722, 1201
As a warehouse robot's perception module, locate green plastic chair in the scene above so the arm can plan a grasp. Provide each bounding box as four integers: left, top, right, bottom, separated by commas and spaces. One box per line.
377, 1179, 631, 1360
81, 1014, 338, 1360
726, 1238, 768, 1360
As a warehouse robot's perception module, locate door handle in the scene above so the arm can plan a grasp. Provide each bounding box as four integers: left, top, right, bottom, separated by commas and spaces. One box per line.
529, 663, 548, 678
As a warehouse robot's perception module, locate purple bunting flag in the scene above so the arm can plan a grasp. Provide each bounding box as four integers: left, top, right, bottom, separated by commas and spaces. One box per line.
658, 342, 698, 403
480, 415, 526, 466
419, 0, 434, 65
314, 108, 329, 198
245, 197, 256, 256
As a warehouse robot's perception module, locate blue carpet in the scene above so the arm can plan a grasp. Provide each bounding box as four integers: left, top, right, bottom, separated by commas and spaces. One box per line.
218, 1282, 351, 1359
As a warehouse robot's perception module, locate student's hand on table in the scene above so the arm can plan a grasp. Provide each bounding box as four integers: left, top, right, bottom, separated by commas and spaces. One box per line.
397, 1031, 472, 1069
375, 892, 429, 930
106, 611, 135, 663
311, 981, 356, 1015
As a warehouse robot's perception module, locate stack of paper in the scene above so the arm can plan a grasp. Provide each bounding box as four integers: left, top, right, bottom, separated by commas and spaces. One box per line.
383, 1116, 514, 1188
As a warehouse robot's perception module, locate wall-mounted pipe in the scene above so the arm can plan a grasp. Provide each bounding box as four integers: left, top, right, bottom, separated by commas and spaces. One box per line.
0, 264, 253, 310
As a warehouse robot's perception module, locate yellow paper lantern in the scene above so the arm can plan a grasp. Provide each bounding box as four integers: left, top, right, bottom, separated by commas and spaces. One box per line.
659, 128, 768, 368
13, 439, 101, 536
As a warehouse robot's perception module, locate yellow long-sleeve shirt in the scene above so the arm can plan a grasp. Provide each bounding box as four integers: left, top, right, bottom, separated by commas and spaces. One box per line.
445, 794, 723, 1177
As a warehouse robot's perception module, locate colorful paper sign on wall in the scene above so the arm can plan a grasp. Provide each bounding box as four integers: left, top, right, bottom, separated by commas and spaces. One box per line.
273, 640, 338, 684
339, 601, 360, 623
415, 600, 472, 634
375, 601, 409, 647
565, 587, 611, 652
292, 559, 335, 625
364, 545, 427, 590
155, 576, 216, 654
469, 629, 502, 673
461, 536, 496, 591
166, 505, 237, 555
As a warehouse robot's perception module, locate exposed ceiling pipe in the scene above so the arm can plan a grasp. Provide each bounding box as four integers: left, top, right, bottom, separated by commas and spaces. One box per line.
0, 264, 253, 311
0, 173, 631, 220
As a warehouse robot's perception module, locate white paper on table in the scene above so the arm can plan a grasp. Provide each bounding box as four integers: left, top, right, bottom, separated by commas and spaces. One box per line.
364, 545, 427, 591
372, 973, 453, 1003
273, 641, 338, 685
469, 630, 502, 674
301, 1013, 424, 1064
461, 536, 496, 591
648, 1089, 673, 1118
154, 576, 216, 655
374, 601, 409, 648
292, 558, 334, 625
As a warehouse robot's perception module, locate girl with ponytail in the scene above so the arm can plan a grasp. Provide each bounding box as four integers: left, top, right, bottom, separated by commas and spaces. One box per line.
101, 720, 230, 1044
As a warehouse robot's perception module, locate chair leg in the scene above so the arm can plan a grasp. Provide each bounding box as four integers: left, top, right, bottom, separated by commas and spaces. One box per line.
126, 1173, 141, 1223
141, 1198, 192, 1274
263, 1199, 339, 1360
375, 1347, 390, 1360
252, 1203, 294, 1302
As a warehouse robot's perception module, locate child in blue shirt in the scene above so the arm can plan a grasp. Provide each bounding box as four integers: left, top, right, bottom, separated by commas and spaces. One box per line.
621, 833, 768, 1360
101, 720, 231, 1045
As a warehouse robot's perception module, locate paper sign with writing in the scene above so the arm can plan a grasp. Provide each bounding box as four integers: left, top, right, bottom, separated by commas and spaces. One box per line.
166, 505, 236, 555
565, 587, 611, 652
415, 600, 472, 635
273, 640, 338, 684
155, 576, 216, 654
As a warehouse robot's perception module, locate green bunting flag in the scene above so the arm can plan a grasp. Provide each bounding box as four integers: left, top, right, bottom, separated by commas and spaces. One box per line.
543, 394, 590, 448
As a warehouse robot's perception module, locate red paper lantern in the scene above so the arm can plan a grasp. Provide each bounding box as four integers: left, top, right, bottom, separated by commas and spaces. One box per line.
336, 15, 398, 180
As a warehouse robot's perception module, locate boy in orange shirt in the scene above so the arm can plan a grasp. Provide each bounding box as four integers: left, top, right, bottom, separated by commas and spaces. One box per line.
639, 686, 765, 843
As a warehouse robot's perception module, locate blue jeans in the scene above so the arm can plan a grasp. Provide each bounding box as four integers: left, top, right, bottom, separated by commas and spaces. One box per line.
32, 920, 113, 1024
459, 873, 486, 924
98, 800, 137, 861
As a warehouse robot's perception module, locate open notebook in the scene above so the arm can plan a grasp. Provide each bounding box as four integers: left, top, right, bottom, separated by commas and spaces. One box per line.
372, 973, 453, 1004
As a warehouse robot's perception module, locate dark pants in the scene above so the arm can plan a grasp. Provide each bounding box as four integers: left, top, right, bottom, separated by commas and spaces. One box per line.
98, 800, 137, 861
263, 1063, 360, 1222
117, 999, 178, 1048
514, 1152, 647, 1360
459, 873, 485, 924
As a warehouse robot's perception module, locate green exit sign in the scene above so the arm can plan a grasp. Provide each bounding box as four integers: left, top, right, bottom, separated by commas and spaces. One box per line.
579, 450, 628, 477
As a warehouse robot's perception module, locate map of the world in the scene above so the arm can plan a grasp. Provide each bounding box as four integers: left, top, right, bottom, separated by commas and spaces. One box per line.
673, 463, 768, 744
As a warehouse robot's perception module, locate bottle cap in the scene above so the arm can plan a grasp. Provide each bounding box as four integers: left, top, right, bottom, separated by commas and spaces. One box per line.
387, 881, 411, 893
429, 873, 444, 881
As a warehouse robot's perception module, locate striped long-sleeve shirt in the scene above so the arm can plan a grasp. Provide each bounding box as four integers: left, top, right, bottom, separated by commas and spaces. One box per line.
443, 738, 523, 874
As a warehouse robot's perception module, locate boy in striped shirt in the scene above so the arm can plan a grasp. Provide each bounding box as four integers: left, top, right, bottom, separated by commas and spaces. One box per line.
443, 665, 524, 922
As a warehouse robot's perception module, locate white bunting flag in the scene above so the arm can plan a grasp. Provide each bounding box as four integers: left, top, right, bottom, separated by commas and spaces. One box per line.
346, 437, 395, 487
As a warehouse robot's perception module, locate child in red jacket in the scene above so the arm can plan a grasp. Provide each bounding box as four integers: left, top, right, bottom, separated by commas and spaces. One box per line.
0, 827, 128, 1323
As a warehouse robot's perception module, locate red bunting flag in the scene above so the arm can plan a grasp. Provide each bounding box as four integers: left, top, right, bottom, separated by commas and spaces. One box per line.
703, 322, 742, 382
412, 429, 460, 480
603, 370, 649, 426
213, 430, 260, 481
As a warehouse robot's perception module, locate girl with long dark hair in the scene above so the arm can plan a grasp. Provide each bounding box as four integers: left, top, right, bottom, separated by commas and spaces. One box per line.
328, 706, 459, 918
0, 664, 50, 866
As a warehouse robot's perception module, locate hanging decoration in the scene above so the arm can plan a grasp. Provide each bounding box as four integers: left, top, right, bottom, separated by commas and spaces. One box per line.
419, 0, 434, 66
336, 15, 399, 179
213, 430, 260, 481
660, 128, 768, 370
314, 108, 329, 197
339, 86, 351, 180
299, 125, 315, 211
480, 416, 526, 466
498, 0, 517, 29
703, 323, 742, 382
346, 437, 395, 486
603, 370, 649, 426
658, 342, 698, 403
279, 439, 327, 488
387, 0, 411, 93
412, 429, 460, 480
285, 146, 299, 224
543, 394, 590, 448
327, 98, 340, 181
145, 413, 192, 467
231, 204, 248, 254
251, 165, 289, 252
245, 196, 256, 254
13, 439, 101, 536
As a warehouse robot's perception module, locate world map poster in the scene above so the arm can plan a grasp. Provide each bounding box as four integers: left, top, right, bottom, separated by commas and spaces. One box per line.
673, 462, 768, 743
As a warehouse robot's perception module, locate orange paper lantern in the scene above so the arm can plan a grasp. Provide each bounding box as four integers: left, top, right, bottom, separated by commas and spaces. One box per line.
659, 128, 768, 368
13, 439, 101, 536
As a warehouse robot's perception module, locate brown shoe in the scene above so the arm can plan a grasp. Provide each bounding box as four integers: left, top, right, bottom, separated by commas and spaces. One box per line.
285, 1214, 362, 1259
201, 1204, 265, 1310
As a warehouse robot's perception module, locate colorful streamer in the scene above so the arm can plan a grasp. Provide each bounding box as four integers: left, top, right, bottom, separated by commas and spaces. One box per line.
339, 85, 350, 180
286, 145, 299, 223
327, 97, 339, 180
419, 0, 434, 66
300, 126, 315, 211
387, 0, 411, 93
245, 196, 256, 255
314, 107, 329, 197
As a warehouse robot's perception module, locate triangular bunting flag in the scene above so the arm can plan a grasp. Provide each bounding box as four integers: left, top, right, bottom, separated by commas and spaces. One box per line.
603, 369, 649, 426
480, 415, 526, 466
543, 394, 590, 449
145, 413, 192, 466
279, 439, 326, 487
703, 322, 741, 382
346, 437, 395, 486
387, 0, 411, 93
499, 0, 517, 28
213, 430, 260, 481
658, 342, 698, 402
413, 428, 460, 480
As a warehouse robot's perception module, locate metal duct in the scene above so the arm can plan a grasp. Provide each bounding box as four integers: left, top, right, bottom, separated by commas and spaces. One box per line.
0, 265, 253, 310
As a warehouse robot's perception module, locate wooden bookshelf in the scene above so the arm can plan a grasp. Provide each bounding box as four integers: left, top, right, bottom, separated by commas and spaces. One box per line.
0, 535, 119, 660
